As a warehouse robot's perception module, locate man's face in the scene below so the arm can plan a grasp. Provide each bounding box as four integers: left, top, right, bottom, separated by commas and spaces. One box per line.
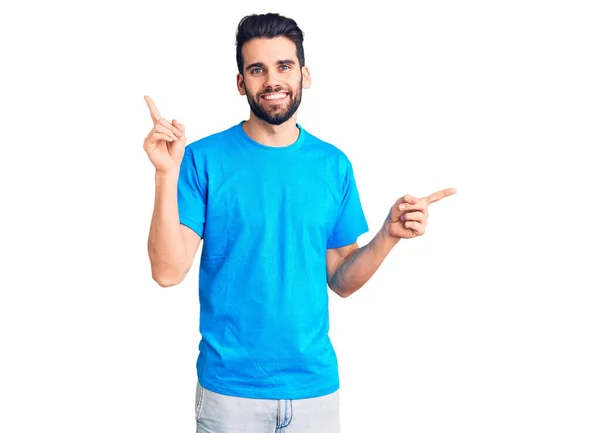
237, 36, 311, 125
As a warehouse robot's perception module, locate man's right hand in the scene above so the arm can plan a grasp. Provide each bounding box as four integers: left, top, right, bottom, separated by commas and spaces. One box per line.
143, 95, 187, 174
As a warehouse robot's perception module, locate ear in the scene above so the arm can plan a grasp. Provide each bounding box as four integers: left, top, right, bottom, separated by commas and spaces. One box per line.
237, 73, 246, 95
301, 66, 312, 89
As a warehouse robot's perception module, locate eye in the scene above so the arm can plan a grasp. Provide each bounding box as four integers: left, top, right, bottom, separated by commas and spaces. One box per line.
280, 65, 291, 71
250, 68, 263, 75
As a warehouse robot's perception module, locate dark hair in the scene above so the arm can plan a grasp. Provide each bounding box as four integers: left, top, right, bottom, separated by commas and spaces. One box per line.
235, 13, 305, 74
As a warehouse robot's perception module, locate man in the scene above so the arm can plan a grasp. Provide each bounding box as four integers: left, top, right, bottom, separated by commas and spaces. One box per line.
144, 12, 455, 433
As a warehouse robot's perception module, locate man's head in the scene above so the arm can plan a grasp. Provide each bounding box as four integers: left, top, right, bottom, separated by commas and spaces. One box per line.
235, 13, 311, 126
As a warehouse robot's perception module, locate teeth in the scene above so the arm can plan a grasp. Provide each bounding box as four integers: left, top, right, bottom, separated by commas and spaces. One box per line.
263, 93, 287, 100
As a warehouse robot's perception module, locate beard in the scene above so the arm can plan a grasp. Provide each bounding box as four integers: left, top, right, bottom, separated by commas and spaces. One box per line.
246, 77, 303, 126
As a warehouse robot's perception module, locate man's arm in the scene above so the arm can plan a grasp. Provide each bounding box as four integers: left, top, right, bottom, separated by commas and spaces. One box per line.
326, 228, 399, 298
142, 95, 202, 287
326, 188, 457, 297
148, 170, 202, 287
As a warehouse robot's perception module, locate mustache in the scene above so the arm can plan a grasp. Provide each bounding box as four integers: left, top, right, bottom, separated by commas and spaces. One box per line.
259, 88, 290, 96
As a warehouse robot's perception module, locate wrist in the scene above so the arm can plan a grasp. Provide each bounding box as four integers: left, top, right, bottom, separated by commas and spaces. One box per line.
155, 168, 180, 180
379, 223, 401, 248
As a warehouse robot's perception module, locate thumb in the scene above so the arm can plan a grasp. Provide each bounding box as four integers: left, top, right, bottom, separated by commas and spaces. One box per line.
402, 194, 419, 204
397, 194, 419, 206
393, 194, 420, 216
172, 119, 185, 133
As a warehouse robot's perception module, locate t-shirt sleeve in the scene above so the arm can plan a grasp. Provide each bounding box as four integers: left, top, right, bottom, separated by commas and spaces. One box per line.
326, 158, 369, 249
177, 146, 207, 238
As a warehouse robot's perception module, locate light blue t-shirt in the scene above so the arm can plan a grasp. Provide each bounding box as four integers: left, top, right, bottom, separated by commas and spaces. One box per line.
177, 120, 369, 399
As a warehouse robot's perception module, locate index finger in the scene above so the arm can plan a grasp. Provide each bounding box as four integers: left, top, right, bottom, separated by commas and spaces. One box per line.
425, 188, 457, 205
144, 95, 161, 124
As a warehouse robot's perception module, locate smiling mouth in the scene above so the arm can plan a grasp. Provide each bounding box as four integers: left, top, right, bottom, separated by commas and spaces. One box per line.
260, 92, 289, 102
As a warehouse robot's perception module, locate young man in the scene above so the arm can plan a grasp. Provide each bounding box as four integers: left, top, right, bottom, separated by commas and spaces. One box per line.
144, 13, 455, 433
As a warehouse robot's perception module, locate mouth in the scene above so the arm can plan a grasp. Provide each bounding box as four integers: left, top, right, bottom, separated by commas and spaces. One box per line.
260, 92, 289, 104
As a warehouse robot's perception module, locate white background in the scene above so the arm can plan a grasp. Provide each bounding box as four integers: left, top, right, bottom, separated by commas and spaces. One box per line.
1, 0, 599, 432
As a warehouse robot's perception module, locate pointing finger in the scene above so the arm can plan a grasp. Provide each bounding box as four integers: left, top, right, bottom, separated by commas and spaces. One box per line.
425, 188, 457, 205
144, 95, 161, 124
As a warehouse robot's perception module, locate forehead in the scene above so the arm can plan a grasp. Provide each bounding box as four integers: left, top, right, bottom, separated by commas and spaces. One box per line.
242, 36, 297, 66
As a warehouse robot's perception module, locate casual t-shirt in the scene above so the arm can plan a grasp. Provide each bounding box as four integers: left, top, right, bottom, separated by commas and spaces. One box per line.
177, 120, 369, 399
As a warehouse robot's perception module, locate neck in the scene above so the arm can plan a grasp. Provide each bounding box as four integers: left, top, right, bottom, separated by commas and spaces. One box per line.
242, 112, 300, 148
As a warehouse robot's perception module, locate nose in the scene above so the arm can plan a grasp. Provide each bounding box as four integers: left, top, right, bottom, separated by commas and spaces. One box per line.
263, 70, 283, 92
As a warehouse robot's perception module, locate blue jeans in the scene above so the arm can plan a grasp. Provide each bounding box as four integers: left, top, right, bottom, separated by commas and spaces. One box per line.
195, 382, 341, 432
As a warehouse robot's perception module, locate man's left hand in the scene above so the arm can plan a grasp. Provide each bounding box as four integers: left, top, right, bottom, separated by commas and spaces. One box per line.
383, 188, 457, 240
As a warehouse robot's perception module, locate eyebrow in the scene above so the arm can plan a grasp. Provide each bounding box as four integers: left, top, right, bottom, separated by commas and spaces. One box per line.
245, 59, 296, 72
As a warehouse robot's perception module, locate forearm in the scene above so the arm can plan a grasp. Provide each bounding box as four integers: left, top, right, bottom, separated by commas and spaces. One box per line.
148, 170, 186, 285
330, 227, 399, 297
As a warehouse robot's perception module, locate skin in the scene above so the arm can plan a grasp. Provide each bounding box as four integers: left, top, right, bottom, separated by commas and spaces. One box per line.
143, 37, 457, 294
236, 36, 311, 148
143, 95, 185, 175
326, 189, 456, 297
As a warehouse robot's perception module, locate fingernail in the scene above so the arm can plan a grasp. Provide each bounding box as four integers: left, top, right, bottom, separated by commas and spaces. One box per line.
399, 204, 406, 210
